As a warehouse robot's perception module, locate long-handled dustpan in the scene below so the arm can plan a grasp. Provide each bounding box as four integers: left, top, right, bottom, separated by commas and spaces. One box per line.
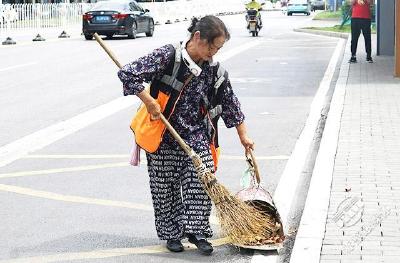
235, 150, 285, 250
93, 33, 280, 245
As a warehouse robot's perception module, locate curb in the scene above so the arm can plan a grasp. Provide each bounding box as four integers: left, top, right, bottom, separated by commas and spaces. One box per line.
289, 35, 352, 263
294, 28, 349, 39
273, 32, 346, 233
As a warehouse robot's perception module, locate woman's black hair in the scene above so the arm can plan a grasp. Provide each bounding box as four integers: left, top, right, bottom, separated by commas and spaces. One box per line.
187, 15, 230, 43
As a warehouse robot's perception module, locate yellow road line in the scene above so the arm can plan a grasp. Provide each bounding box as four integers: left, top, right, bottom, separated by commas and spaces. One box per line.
0, 183, 220, 225
0, 155, 288, 179
0, 183, 152, 211
0, 237, 230, 263
0, 162, 129, 179
24, 154, 130, 159
24, 154, 289, 160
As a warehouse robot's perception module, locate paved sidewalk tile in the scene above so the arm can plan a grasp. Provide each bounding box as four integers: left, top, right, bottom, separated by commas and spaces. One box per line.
320, 34, 400, 263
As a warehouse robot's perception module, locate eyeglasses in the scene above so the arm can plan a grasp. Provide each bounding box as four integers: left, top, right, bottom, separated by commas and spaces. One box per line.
207, 42, 223, 53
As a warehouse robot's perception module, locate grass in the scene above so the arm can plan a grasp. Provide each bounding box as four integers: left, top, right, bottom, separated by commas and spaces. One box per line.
313, 11, 341, 20
304, 24, 377, 34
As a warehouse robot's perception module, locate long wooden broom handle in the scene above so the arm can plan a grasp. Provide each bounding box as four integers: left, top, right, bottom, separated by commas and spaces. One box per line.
94, 33, 122, 69
248, 149, 261, 184
93, 33, 193, 157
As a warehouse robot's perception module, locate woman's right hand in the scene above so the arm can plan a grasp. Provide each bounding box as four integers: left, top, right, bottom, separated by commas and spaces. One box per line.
145, 99, 161, 120
137, 89, 161, 120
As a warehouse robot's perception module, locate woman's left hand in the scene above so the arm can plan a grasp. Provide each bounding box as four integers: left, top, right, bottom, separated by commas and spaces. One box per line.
240, 134, 255, 154
236, 122, 254, 154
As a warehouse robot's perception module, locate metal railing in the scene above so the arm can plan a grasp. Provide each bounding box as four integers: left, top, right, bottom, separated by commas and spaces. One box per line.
0, 3, 93, 29
0, 3, 94, 41
0, 0, 265, 42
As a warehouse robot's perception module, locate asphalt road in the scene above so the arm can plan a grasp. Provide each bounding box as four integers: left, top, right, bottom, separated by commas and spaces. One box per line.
0, 12, 340, 263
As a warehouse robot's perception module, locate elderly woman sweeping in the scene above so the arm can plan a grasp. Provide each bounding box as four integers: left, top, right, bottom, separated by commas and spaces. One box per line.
118, 15, 254, 255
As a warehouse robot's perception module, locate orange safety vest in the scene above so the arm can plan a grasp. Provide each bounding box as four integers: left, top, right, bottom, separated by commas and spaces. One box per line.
131, 43, 228, 170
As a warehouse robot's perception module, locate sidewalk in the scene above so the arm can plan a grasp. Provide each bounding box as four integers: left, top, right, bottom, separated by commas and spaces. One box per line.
290, 30, 400, 262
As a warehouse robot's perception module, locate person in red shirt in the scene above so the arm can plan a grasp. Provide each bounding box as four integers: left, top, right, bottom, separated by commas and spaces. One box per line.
349, 0, 374, 63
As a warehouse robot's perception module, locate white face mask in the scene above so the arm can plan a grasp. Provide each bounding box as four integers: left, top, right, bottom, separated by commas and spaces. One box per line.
181, 39, 202, 77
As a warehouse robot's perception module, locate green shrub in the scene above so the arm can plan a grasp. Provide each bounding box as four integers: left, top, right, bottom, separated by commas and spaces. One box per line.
340, 1, 352, 28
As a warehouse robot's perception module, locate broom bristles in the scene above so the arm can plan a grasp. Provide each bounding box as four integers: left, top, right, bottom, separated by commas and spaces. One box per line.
191, 155, 281, 245
202, 171, 279, 245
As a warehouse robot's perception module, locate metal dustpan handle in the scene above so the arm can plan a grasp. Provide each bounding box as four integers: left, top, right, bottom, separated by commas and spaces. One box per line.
246, 149, 261, 184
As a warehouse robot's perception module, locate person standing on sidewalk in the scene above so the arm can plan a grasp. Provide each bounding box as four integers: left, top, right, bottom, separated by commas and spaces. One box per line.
118, 16, 254, 255
349, 0, 374, 63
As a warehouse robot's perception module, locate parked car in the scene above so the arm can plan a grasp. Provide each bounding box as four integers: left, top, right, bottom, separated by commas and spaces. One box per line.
311, 0, 325, 11
82, 0, 154, 40
287, 0, 311, 16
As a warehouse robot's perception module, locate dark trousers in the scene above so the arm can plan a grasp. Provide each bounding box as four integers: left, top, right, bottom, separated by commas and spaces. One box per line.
351, 18, 372, 57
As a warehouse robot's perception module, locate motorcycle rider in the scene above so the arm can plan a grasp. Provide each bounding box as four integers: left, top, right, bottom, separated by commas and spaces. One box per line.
245, 0, 263, 28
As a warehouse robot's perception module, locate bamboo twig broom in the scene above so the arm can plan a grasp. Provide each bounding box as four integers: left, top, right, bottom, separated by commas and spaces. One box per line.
93, 33, 278, 244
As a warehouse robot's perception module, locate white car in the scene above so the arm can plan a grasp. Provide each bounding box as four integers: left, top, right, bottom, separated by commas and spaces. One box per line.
287, 0, 311, 16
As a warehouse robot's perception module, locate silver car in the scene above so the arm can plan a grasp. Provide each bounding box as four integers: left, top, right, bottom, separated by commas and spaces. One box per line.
311, 0, 325, 11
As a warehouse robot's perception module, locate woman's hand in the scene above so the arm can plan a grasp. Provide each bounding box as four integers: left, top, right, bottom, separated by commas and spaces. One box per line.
236, 122, 255, 154
137, 89, 161, 120
240, 134, 255, 154
145, 100, 161, 120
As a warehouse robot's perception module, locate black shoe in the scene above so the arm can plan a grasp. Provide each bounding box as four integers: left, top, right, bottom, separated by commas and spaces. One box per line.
166, 239, 184, 252
366, 56, 373, 63
187, 234, 213, 255
349, 56, 357, 63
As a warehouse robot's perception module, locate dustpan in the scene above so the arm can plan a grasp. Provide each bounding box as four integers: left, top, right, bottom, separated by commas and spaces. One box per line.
234, 150, 285, 250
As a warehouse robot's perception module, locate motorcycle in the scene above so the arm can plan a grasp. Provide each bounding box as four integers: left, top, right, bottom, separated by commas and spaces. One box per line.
246, 9, 261, 37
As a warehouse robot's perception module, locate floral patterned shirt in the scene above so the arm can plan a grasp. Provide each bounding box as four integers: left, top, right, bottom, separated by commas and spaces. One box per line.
118, 44, 245, 150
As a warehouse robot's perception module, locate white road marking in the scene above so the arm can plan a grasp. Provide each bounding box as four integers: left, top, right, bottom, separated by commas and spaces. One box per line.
248, 32, 345, 263
0, 96, 138, 168
230, 77, 272, 83
0, 62, 38, 72
215, 40, 262, 62
248, 38, 346, 263
289, 37, 351, 263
